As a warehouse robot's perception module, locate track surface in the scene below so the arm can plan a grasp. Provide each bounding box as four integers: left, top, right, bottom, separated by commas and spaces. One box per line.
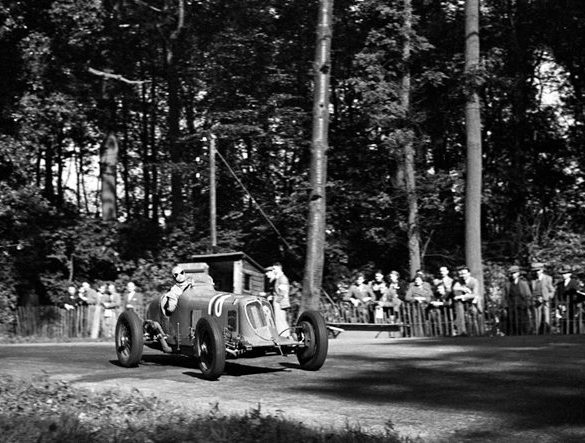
2, 333, 585, 441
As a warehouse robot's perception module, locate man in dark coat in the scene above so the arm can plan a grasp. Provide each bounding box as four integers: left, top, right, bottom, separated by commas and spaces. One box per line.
502, 265, 531, 335
556, 266, 582, 334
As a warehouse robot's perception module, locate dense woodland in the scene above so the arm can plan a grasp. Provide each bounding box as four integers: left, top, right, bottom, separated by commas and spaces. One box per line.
1, 0, 585, 326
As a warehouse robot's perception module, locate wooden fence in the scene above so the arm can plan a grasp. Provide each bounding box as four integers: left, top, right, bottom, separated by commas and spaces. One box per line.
322, 299, 585, 338
15, 305, 115, 339
12, 299, 585, 339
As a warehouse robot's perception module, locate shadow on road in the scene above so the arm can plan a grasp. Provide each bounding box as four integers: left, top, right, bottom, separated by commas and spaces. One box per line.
299, 335, 585, 439
182, 362, 290, 379
140, 353, 195, 368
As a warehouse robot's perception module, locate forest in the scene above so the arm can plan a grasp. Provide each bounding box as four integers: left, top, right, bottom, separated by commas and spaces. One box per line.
1, 0, 585, 327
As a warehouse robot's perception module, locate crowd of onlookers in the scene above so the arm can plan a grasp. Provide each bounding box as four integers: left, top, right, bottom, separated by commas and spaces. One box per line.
60, 281, 144, 338
334, 262, 585, 336
54, 261, 585, 339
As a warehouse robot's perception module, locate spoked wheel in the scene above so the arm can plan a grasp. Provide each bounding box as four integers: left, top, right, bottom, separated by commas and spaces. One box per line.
115, 310, 144, 367
296, 310, 329, 371
195, 316, 225, 380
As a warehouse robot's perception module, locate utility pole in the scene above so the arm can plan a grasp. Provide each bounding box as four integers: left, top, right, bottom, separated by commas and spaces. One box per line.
209, 134, 217, 248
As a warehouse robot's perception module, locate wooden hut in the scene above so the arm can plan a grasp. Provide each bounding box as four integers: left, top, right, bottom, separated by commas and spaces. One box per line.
179, 251, 265, 295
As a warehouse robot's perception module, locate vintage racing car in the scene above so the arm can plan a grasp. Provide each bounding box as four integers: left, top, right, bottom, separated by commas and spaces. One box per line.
114, 275, 328, 379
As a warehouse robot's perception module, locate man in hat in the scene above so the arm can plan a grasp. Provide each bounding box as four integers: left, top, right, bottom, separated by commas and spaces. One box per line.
265, 262, 291, 338
556, 266, 582, 334
530, 263, 555, 334
502, 265, 531, 335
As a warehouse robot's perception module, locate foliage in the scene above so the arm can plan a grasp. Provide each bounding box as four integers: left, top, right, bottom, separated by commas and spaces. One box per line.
0, 375, 401, 442
1, 0, 585, 323
528, 231, 585, 278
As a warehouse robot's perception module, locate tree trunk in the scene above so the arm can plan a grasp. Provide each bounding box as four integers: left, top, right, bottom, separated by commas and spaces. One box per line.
77, 145, 89, 214
56, 130, 64, 208
75, 144, 81, 209
401, 0, 421, 278
43, 143, 54, 202
100, 131, 118, 221
140, 78, 151, 219
166, 0, 185, 220
167, 61, 183, 219
121, 99, 131, 218
464, 0, 484, 291
302, 0, 333, 312
150, 69, 160, 222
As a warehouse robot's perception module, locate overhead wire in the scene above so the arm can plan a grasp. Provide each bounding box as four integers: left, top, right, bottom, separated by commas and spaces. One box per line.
213, 149, 293, 251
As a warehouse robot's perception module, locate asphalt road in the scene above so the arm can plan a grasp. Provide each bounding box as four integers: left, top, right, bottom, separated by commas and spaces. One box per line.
2, 333, 585, 441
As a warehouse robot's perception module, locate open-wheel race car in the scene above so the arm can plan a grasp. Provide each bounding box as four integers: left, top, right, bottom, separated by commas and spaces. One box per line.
114, 274, 328, 380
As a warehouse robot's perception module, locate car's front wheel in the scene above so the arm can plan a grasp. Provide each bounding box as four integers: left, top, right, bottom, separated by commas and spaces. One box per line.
195, 316, 226, 380
296, 310, 328, 371
115, 310, 144, 367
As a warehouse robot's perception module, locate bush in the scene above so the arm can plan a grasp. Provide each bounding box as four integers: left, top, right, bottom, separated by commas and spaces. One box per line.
0, 375, 402, 442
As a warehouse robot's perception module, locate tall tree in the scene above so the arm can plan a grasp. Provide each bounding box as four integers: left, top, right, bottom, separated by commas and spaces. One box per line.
302, 0, 333, 311
165, 0, 186, 220
101, 132, 118, 221
401, 0, 421, 277
464, 0, 484, 290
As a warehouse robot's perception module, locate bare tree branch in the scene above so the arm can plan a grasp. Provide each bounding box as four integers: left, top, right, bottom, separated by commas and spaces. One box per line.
88, 67, 149, 85
133, 0, 163, 13
170, 0, 185, 41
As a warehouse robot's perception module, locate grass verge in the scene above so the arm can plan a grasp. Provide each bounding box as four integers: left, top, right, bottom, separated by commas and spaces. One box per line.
0, 375, 404, 442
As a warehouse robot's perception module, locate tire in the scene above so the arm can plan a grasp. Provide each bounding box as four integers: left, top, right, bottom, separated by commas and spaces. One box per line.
115, 310, 144, 367
296, 310, 329, 371
195, 316, 226, 380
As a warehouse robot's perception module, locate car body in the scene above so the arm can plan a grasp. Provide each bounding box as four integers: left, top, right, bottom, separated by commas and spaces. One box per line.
115, 277, 328, 379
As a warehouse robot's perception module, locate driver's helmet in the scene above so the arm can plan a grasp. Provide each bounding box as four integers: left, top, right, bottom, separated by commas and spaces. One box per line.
172, 265, 186, 283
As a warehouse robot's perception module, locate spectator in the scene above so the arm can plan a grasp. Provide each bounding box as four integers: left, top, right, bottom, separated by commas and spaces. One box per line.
404, 272, 433, 336
433, 266, 454, 305
335, 280, 349, 301
387, 270, 406, 300
369, 270, 389, 302
502, 265, 531, 335
266, 262, 291, 338
405, 272, 433, 304
79, 282, 101, 338
63, 285, 77, 311
384, 270, 404, 320
453, 265, 483, 336
102, 283, 121, 338
347, 273, 375, 322
79, 282, 99, 305
124, 281, 144, 317
369, 270, 388, 322
428, 266, 454, 335
556, 266, 582, 334
529, 263, 555, 334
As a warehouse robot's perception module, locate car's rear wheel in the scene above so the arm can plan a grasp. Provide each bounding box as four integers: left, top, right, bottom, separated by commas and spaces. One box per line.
296, 310, 328, 371
115, 310, 144, 367
195, 316, 225, 380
